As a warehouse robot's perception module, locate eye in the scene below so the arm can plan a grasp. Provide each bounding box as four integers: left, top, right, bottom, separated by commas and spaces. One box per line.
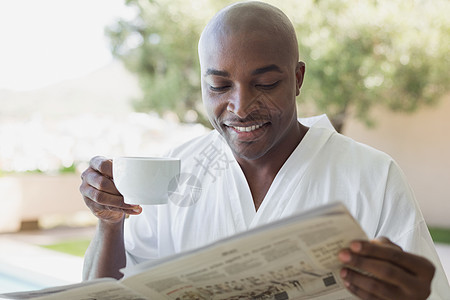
209, 85, 231, 92
256, 81, 280, 90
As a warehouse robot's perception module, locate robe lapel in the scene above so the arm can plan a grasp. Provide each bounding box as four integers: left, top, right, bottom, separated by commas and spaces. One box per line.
216, 115, 336, 230
216, 135, 257, 229
249, 126, 334, 228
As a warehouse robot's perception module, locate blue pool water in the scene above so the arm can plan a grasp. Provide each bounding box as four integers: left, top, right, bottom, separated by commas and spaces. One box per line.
0, 263, 55, 294
0, 273, 47, 293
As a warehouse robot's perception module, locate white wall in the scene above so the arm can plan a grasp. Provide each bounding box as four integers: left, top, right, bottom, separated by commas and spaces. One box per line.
344, 95, 450, 227
0, 174, 89, 232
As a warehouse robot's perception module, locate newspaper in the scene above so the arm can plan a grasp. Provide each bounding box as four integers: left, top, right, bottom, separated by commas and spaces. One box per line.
1, 202, 366, 300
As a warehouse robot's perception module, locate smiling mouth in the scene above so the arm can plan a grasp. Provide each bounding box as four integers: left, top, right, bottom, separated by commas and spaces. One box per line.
232, 124, 262, 132
225, 122, 270, 133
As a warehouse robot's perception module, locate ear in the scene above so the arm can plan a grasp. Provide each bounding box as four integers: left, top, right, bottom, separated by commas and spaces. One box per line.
295, 61, 306, 96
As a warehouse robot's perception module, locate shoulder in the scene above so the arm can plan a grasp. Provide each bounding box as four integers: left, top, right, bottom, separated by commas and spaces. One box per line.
325, 130, 412, 199
324, 130, 421, 234
299, 115, 394, 169
314, 126, 395, 171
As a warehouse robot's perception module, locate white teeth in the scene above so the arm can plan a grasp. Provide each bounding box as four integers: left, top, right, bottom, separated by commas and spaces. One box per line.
233, 124, 262, 132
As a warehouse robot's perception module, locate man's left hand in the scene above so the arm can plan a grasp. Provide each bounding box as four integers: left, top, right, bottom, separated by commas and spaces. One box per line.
338, 237, 435, 299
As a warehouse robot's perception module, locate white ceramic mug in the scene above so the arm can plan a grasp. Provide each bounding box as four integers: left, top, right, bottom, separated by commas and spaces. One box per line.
113, 157, 180, 205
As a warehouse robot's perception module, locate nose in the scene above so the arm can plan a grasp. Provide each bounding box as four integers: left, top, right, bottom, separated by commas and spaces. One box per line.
227, 85, 258, 119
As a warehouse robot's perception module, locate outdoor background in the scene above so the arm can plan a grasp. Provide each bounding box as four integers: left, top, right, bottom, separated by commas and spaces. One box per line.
0, 0, 449, 293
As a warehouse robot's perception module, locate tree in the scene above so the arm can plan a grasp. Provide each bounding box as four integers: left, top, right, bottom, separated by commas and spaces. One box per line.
106, 0, 449, 132
289, 0, 450, 131
105, 0, 230, 126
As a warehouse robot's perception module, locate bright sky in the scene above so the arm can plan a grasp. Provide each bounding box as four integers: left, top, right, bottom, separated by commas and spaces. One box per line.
0, 0, 134, 91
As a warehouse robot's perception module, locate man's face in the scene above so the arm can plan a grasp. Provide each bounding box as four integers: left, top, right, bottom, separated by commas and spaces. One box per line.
200, 31, 304, 161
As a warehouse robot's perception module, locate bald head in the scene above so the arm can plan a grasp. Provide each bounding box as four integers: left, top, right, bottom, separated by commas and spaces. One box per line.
198, 1, 299, 66
198, 2, 306, 162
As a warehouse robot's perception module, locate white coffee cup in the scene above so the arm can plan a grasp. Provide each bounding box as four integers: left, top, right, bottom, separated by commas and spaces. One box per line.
113, 156, 180, 205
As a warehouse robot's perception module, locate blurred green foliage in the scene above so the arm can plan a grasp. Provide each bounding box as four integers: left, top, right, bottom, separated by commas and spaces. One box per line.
0, 169, 43, 176
40, 239, 91, 257
106, 0, 449, 132
0, 163, 77, 175
58, 163, 77, 174
429, 227, 450, 245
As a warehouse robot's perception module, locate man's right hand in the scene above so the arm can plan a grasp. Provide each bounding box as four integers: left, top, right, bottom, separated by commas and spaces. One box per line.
80, 156, 142, 224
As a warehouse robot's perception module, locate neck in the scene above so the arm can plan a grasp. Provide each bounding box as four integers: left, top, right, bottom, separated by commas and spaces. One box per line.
236, 121, 308, 174
235, 121, 308, 211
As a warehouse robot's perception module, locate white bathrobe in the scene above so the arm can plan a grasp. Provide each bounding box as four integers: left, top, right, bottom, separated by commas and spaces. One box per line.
124, 115, 448, 298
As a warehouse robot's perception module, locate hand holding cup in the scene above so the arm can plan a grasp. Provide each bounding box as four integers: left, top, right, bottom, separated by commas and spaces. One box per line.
80, 156, 142, 224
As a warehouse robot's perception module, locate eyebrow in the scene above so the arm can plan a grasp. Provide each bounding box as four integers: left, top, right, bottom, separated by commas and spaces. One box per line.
251, 64, 283, 76
204, 69, 230, 77
204, 64, 283, 78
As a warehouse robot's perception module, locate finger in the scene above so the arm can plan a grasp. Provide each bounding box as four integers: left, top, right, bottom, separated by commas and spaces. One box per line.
347, 240, 434, 276
341, 268, 401, 300
83, 196, 141, 225
86, 197, 142, 216
80, 181, 139, 211
83, 167, 120, 195
90, 156, 113, 178
371, 237, 402, 251
339, 249, 416, 291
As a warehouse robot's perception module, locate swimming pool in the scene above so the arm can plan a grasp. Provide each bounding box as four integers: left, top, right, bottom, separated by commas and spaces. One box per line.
0, 237, 83, 295
0, 271, 46, 293
0, 262, 66, 294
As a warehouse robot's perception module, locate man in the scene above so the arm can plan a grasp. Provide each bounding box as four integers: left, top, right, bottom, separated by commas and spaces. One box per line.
80, 1, 448, 299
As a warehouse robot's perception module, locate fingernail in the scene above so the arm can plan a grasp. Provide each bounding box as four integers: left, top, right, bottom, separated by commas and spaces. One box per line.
350, 241, 362, 253
132, 206, 141, 213
340, 268, 348, 278
344, 280, 350, 287
338, 250, 351, 263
